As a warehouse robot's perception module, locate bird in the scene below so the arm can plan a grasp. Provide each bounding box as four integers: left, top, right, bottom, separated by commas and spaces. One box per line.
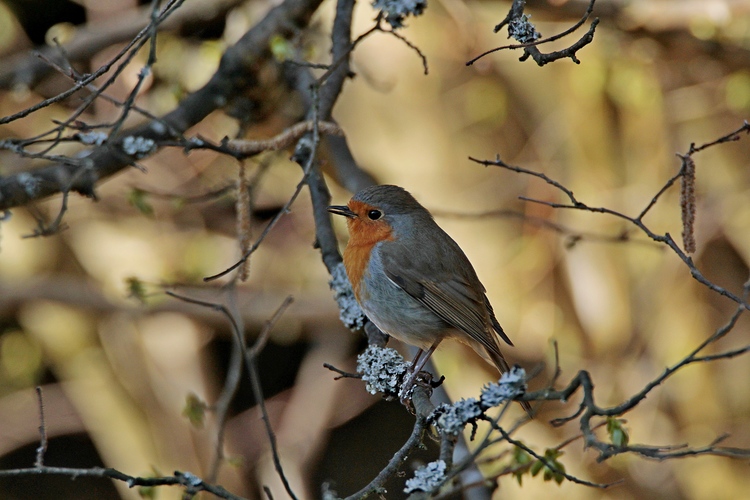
328, 184, 531, 415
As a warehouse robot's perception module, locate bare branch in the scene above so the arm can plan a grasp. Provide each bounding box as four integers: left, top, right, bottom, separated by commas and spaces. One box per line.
0, 0, 243, 89
224, 121, 343, 156
323, 363, 362, 380
166, 290, 298, 499
0, 0, 325, 211
34, 387, 47, 468
0, 467, 246, 500
433, 207, 658, 249
244, 297, 298, 500
473, 122, 750, 310
469, 155, 581, 205
494, 427, 617, 488
467, 0, 599, 66
344, 416, 428, 500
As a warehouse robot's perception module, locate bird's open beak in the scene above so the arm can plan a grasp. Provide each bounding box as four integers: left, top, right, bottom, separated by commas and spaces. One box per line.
328, 205, 357, 218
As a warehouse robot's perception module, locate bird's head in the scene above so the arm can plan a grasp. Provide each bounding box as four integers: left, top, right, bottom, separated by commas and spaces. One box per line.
328, 185, 431, 245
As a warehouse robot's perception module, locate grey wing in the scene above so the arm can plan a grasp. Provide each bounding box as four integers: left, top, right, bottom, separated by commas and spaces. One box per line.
380, 243, 512, 355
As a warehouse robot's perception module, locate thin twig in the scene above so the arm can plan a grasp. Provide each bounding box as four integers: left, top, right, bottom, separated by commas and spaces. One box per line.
0, 0, 179, 127
382, 28, 428, 75
469, 156, 581, 205
688, 120, 750, 154
202, 161, 317, 282
433, 208, 657, 249
244, 297, 298, 500
495, 427, 618, 488
224, 121, 342, 157
0, 0, 326, 211
22, 189, 70, 238
34, 387, 48, 467
107, 0, 165, 139
0, 467, 246, 500
473, 126, 750, 310
208, 287, 246, 483
263, 485, 274, 500
467, 0, 598, 66
524, 304, 748, 461
323, 363, 362, 380
166, 291, 298, 499
344, 417, 427, 500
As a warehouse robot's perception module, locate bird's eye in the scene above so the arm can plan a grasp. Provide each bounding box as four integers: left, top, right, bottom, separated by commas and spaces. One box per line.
367, 209, 383, 220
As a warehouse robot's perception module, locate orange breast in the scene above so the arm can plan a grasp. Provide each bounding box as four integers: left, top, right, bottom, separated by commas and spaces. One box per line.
344, 243, 373, 302
342, 202, 394, 302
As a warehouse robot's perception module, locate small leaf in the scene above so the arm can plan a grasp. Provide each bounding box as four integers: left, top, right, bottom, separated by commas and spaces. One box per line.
138, 485, 156, 499
543, 467, 553, 481
607, 417, 630, 447
226, 456, 245, 468
171, 196, 186, 210
513, 445, 532, 466
512, 444, 532, 485
137, 467, 162, 498
128, 188, 154, 217
182, 392, 208, 428
269, 34, 293, 62
553, 469, 566, 485
547, 459, 566, 484
611, 428, 625, 447
126, 276, 147, 304
530, 459, 544, 477
536, 449, 566, 485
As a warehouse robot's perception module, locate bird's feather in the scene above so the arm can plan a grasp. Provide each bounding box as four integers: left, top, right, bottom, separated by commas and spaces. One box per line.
379, 232, 512, 357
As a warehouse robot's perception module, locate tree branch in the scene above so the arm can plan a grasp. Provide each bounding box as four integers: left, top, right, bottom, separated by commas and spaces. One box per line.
0, 0, 325, 210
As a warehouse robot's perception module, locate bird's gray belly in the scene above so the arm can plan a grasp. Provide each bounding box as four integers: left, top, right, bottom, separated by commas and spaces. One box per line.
358, 257, 450, 350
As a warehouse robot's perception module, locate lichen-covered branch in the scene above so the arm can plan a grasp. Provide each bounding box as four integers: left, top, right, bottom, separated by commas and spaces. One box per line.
467, 0, 598, 66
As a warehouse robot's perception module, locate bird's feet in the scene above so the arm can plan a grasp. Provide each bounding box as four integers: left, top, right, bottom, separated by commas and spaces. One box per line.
398, 369, 444, 407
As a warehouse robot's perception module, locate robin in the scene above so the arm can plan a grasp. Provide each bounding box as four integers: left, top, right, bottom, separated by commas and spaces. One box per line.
328, 185, 531, 415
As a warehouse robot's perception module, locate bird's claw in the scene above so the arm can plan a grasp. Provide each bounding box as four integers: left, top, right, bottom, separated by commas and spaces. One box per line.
398, 370, 440, 407
429, 374, 445, 388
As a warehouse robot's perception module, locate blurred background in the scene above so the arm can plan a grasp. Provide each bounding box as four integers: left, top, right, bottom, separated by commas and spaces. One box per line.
1, 0, 749, 498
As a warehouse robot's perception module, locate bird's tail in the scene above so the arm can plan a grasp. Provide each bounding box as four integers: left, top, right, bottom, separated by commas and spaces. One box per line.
483, 346, 534, 418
